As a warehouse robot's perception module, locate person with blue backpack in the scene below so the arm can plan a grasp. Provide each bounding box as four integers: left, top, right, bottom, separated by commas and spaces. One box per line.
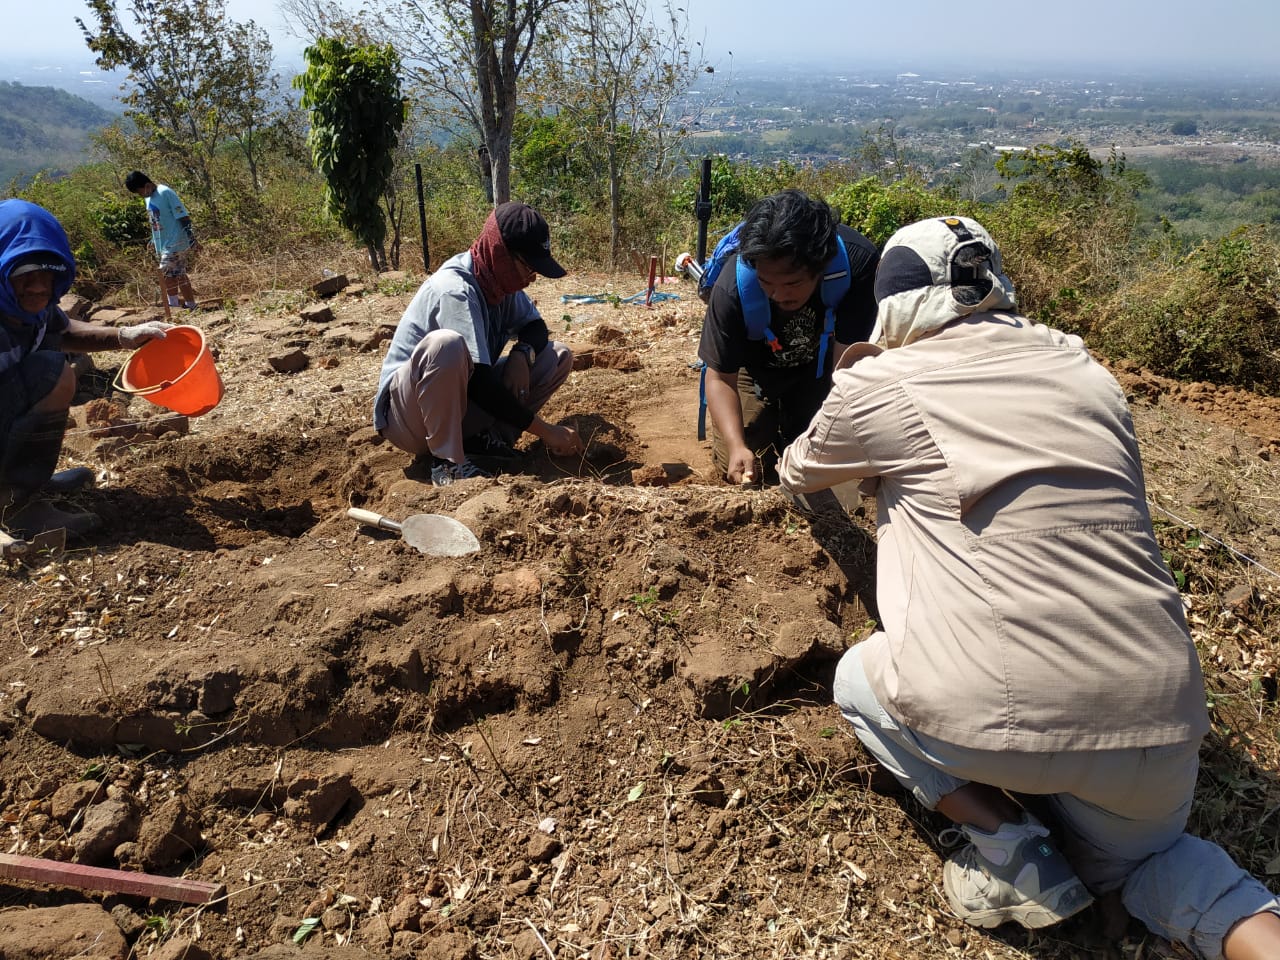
696, 190, 878, 484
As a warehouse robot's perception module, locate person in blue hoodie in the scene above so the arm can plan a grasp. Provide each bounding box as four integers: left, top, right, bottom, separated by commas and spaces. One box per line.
0, 199, 171, 540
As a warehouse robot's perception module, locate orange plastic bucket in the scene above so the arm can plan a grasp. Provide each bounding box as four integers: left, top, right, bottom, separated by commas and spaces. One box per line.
115, 325, 224, 417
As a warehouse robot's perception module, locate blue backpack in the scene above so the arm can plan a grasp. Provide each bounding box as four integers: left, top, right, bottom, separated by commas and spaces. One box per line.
696, 226, 852, 440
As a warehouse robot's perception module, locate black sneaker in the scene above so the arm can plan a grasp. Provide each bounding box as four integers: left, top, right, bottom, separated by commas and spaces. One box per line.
463, 429, 520, 461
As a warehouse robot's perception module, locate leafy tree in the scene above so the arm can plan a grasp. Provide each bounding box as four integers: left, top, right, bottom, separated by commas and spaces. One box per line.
535, 0, 699, 264
359, 0, 569, 205
294, 38, 406, 270
77, 0, 282, 213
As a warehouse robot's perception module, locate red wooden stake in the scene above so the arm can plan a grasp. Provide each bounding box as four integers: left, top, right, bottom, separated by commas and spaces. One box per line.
645, 255, 658, 307
0, 853, 225, 905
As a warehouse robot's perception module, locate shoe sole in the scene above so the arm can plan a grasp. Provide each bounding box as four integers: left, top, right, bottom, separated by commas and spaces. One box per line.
945, 872, 1094, 930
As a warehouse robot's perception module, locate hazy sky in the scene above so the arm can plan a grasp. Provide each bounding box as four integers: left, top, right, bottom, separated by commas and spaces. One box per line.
8, 0, 1280, 76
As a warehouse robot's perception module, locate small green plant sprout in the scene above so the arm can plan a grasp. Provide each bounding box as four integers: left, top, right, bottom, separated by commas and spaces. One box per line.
739, 681, 751, 697
630, 586, 660, 610
293, 917, 321, 944
144, 915, 168, 935
819, 726, 837, 739
562, 314, 573, 331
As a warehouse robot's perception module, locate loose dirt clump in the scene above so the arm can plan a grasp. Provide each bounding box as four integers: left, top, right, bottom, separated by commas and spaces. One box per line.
0, 269, 1277, 960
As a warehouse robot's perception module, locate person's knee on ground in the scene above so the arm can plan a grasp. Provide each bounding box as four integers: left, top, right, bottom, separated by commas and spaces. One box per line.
832, 643, 1090, 930
0, 404, 100, 539
32, 361, 76, 413
1122, 833, 1280, 960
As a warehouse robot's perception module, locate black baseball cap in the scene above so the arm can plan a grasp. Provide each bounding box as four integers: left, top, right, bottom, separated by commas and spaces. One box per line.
8, 252, 68, 279
494, 202, 566, 279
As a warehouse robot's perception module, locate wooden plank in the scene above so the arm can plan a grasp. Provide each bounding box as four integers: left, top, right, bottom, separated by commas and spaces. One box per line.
0, 853, 224, 904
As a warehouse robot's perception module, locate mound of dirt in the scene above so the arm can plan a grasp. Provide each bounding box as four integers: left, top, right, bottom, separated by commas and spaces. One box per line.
1, 270, 1277, 960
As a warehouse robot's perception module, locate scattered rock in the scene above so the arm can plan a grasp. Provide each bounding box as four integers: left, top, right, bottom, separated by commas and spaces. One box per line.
300, 303, 335, 324
362, 324, 398, 352
418, 932, 478, 960
50, 780, 104, 824
136, 796, 203, 869
82, 398, 127, 423
388, 894, 424, 932
1223, 583, 1253, 617
268, 349, 310, 374
591, 349, 642, 371
527, 831, 561, 863
73, 797, 139, 864
151, 939, 215, 960
89, 307, 134, 324
591, 324, 627, 345
283, 771, 355, 835
107, 903, 146, 939
631, 464, 669, 486
0, 903, 127, 960
320, 325, 359, 348
59, 294, 92, 320
310, 273, 349, 298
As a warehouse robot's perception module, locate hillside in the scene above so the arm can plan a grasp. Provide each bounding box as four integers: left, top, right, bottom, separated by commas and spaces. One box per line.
0, 82, 114, 189
0, 267, 1277, 960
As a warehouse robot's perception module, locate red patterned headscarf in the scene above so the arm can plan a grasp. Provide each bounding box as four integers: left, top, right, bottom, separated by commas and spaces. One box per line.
469, 211, 526, 305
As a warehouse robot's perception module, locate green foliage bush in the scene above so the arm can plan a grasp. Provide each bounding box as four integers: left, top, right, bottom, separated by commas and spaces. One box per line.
1092, 226, 1280, 393
669, 156, 800, 237
980, 143, 1146, 335
827, 175, 961, 247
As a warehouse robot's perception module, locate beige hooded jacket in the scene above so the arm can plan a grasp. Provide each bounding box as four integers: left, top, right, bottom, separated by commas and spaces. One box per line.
779, 217, 1208, 752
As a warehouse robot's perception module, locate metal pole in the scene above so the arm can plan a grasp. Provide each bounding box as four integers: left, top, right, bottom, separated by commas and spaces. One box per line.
415, 163, 429, 273
695, 155, 713, 266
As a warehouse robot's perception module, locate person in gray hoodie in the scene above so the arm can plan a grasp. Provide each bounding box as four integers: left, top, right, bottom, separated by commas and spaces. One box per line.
779, 215, 1280, 960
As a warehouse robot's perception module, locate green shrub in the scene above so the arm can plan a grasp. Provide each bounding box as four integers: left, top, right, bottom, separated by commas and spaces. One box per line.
1092, 226, 1280, 392
827, 175, 961, 247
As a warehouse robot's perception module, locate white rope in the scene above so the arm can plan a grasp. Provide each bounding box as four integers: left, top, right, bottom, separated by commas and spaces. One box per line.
1149, 501, 1280, 583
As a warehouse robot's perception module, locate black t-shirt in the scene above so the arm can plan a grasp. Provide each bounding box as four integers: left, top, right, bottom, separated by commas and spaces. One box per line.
697, 223, 879, 397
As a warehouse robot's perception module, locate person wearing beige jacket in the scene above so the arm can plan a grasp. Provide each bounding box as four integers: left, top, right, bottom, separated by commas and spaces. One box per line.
779, 216, 1280, 960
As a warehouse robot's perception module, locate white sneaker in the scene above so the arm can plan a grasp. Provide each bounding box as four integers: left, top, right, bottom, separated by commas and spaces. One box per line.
942, 815, 1093, 930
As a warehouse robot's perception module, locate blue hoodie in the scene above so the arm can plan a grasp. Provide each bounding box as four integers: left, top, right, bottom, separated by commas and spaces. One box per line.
0, 199, 76, 325
0, 200, 77, 380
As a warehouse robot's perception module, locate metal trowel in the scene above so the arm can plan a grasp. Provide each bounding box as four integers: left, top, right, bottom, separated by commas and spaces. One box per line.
347, 507, 481, 557
1, 527, 67, 561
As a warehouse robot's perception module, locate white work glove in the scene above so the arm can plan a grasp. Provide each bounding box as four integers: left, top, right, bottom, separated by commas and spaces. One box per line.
119, 321, 173, 348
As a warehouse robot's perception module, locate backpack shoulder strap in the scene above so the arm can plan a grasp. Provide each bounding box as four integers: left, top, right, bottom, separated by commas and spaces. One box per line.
735, 258, 780, 352
813, 235, 851, 377
820, 235, 851, 309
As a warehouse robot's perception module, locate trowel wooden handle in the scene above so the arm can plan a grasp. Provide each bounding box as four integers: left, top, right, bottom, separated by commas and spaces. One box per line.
347, 508, 403, 534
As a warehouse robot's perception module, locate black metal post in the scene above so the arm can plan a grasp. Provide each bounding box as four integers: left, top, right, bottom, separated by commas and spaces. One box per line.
415, 163, 429, 273
695, 155, 713, 265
